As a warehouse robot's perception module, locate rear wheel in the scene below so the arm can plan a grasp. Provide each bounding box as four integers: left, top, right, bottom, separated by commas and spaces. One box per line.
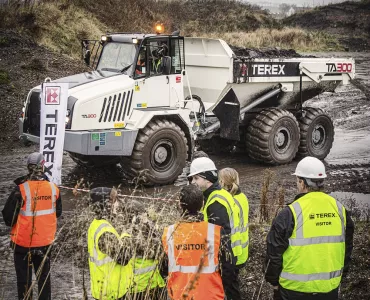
298, 107, 334, 159
68, 152, 120, 168
121, 119, 188, 185
246, 108, 300, 164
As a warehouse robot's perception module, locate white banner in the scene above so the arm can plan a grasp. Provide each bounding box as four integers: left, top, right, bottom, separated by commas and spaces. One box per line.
40, 82, 69, 185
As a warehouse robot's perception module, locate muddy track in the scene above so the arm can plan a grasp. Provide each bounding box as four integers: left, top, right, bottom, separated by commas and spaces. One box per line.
326, 163, 370, 194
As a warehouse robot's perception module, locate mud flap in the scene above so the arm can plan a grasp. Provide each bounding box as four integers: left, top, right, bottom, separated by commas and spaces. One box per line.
212, 88, 240, 141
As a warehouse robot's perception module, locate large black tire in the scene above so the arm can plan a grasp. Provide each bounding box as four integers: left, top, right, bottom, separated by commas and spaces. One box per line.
68, 152, 120, 168
122, 119, 188, 185
298, 107, 334, 159
246, 108, 300, 164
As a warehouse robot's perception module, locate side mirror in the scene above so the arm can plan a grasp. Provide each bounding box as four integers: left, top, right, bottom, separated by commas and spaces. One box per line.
161, 56, 171, 75
81, 40, 91, 66
84, 50, 91, 66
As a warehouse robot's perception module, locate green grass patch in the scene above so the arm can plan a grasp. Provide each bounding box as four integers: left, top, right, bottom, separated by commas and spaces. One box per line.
0, 36, 9, 46
0, 70, 10, 84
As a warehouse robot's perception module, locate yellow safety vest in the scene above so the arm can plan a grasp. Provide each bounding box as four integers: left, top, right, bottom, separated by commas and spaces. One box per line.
152, 59, 161, 73
88, 219, 133, 299
131, 257, 165, 293
234, 192, 249, 265
203, 189, 242, 257
279, 192, 346, 293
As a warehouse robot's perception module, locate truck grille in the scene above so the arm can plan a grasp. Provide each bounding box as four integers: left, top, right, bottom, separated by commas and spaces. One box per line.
99, 90, 133, 123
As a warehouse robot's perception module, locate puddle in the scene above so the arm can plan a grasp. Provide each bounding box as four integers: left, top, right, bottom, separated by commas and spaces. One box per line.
331, 191, 370, 206
326, 128, 370, 165
331, 192, 370, 221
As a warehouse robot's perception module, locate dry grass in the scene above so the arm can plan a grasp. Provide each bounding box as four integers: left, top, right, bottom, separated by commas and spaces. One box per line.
36, 2, 104, 59
194, 27, 343, 51
258, 169, 285, 224
0, 1, 105, 59
52, 187, 178, 298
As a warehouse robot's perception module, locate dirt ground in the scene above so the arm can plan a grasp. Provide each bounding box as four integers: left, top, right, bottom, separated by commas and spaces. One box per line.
0, 37, 369, 299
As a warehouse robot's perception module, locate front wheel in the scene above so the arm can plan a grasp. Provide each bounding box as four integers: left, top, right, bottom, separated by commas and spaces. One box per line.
121, 119, 188, 185
298, 107, 334, 159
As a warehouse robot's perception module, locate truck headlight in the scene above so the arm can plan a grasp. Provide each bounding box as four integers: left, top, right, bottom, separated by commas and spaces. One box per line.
65, 109, 70, 124
66, 96, 78, 129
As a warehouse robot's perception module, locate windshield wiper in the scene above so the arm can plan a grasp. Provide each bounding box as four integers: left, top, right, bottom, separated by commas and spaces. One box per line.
120, 63, 133, 73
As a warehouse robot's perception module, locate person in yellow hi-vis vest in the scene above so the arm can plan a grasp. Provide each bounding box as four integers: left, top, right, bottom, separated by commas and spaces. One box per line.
265, 157, 354, 300
188, 157, 242, 300
87, 187, 133, 300
122, 199, 166, 299
219, 168, 249, 268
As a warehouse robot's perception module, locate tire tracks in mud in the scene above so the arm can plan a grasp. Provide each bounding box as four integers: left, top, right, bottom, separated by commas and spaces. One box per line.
326, 163, 370, 193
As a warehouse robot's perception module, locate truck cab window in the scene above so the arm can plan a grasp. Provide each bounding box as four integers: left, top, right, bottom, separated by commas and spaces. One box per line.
148, 39, 169, 76
170, 38, 185, 74
97, 42, 137, 73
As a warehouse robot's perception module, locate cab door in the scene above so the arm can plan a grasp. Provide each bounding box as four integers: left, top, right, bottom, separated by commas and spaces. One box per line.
133, 37, 170, 108
168, 37, 185, 108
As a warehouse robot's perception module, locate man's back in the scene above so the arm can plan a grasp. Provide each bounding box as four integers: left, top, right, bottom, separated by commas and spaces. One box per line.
280, 192, 346, 293
162, 221, 224, 300
11, 180, 59, 248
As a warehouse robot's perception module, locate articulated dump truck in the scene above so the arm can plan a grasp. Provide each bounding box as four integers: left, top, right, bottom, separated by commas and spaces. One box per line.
19, 33, 355, 184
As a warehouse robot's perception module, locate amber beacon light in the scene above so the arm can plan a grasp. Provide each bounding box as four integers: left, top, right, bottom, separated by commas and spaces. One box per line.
155, 23, 164, 34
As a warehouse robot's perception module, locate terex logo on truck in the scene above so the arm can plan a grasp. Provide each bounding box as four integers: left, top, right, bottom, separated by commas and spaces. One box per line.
252, 64, 286, 76
249, 62, 300, 77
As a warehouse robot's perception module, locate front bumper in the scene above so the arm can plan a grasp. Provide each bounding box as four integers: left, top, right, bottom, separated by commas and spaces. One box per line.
19, 118, 138, 156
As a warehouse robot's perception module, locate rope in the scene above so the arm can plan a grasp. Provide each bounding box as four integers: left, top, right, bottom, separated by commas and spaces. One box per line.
59, 185, 179, 203
58, 185, 286, 207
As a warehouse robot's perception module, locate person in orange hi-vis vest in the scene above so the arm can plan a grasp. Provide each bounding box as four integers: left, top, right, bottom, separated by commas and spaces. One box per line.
135, 49, 146, 76
162, 185, 225, 300
1, 152, 62, 300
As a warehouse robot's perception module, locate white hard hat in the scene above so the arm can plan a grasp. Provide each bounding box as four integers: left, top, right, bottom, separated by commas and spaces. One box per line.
293, 156, 327, 179
188, 157, 217, 178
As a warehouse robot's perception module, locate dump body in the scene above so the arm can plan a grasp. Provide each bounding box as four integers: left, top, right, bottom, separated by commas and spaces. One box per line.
184, 37, 355, 113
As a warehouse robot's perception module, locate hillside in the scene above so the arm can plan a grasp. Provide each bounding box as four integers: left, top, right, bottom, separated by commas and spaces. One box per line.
0, 0, 277, 59
0, 30, 88, 150
0, 0, 343, 60
72, 0, 277, 34
284, 0, 370, 51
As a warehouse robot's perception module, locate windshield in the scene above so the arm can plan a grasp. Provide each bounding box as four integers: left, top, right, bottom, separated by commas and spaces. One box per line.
97, 42, 137, 73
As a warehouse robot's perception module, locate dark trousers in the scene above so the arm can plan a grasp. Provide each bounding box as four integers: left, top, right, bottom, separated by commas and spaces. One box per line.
279, 285, 339, 300
14, 249, 51, 300
222, 263, 241, 300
